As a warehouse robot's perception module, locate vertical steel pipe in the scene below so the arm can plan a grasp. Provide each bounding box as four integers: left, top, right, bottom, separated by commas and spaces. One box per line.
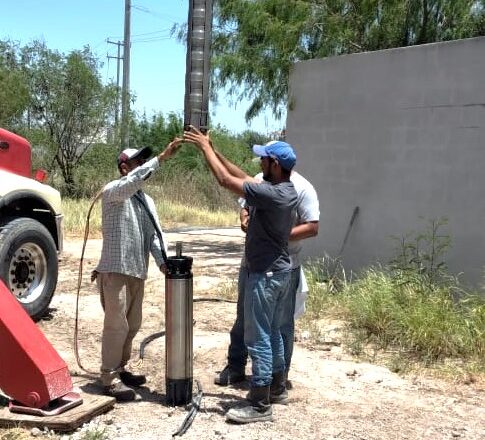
184, 0, 213, 132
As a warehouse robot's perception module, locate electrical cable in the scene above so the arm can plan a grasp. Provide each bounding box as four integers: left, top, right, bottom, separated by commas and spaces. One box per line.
134, 191, 168, 263
138, 330, 166, 360
171, 380, 203, 437
73, 189, 104, 376
73, 189, 169, 376
73, 183, 228, 437
137, 297, 237, 361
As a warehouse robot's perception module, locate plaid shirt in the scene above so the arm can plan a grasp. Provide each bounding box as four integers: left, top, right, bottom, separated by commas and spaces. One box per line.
95, 157, 167, 280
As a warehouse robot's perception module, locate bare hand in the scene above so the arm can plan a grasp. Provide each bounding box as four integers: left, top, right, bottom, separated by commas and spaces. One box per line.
183, 125, 211, 151
160, 263, 167, 275
158, 137, 183, 161
240, 207, 249, 233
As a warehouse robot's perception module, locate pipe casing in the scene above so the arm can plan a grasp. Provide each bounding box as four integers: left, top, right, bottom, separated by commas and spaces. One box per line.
165, 256, 193, 406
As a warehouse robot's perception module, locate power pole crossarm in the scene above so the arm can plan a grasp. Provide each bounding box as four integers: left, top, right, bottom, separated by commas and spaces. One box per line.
107, 40, 123, 128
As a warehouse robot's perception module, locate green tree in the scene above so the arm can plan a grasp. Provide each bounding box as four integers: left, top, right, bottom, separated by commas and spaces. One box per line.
0, 40, 29, 127
210, 0, 485, 121
131, 111, 184, 151
20, 41, 117, 195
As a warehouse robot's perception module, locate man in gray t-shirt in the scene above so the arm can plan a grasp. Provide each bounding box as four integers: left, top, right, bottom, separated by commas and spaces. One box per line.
244, 180, 296, 273
184, 128, 297, 424
217, 170, 320, 392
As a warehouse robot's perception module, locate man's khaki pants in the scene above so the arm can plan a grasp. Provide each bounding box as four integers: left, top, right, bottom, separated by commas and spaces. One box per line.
96, 272, 145, 386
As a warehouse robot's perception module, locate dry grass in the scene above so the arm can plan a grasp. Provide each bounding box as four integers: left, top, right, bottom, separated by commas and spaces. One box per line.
63, 196, 239, 237
0, 428, 31, 440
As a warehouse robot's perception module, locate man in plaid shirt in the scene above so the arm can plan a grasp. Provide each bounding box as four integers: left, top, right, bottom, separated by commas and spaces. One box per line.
94, 139, 181, 402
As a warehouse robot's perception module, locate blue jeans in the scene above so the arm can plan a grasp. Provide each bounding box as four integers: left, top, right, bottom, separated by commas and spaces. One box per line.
280, 267, 300, 372
227, 266, 300, 374
227, 265, 249, 368
243, 270, 292, 387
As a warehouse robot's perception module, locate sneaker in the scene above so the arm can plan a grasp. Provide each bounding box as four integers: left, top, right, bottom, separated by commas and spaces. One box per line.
214, 365, 245, 386
120, 371, 147, 387
226, 404, 273, 424
103, 381, 136, 402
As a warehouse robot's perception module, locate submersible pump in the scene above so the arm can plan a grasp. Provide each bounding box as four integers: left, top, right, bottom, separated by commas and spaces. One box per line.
165, 242, 194, 406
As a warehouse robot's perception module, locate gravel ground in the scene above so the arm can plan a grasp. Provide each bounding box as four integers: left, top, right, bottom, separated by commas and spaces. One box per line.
2, 228, 484, 440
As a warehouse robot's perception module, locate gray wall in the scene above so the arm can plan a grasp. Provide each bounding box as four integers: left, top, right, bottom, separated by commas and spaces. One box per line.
286, 37, 485, 286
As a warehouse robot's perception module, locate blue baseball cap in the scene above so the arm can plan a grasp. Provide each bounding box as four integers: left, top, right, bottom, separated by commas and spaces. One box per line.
252, 140, 296, 171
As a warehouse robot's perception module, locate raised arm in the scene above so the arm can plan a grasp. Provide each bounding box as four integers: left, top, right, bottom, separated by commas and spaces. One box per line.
183, 126, 257, 196
158, 137, 183, 162
214, 149, 247, 179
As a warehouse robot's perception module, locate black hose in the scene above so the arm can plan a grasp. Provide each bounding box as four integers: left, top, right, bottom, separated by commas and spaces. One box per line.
74, 190, 103, 376
138, 297, 236, 359
172, 380, 203, 437
194, 297, 237, 303
139, 330, 166, 360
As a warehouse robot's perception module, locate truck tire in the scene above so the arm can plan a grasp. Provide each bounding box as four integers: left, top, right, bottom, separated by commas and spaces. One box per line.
0, 217, 58, 321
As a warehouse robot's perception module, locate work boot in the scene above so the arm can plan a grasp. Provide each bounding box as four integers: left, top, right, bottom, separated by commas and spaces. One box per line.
270, 371, 289, 404
214, 364, 245, 386
120, 370, 147, 387
226, 386, 273, 424
103, 380, 136, 402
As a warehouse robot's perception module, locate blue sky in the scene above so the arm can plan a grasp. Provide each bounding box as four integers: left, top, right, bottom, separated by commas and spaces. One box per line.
1, 0, 283, 134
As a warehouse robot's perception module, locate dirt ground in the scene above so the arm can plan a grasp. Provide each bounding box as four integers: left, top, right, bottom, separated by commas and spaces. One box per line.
11, 228, 485, 439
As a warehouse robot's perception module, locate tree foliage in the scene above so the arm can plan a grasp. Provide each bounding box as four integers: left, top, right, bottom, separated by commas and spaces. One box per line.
0, 41, 29, 126
211, 0, 485, 120
0, 40, 118, 195
19, 42, 117, 195
131, 111, 184, 150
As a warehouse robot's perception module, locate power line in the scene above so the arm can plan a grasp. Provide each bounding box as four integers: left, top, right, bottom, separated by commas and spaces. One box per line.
107, 29, 171, 41
132, 4, 170, 20
108, 29, 172, 44
132, 4, 183, 24
130, 28, 172, 37
131, 36, 172, 44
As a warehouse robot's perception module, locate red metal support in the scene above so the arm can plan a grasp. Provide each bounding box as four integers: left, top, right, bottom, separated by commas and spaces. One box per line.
0, 280, 81, 412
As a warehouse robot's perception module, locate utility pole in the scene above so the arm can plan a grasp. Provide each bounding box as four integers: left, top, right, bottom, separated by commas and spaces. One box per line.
120, 0, 131, 150
107, 40, 123, 127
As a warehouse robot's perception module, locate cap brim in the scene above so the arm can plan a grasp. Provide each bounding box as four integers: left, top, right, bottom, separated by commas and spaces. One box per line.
252, 144, 268, 157
131, 146, 152, 161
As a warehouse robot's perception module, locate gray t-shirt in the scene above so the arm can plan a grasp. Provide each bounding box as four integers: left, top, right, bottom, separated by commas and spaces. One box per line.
240, 171, 320, 269
243, 180, 298, 273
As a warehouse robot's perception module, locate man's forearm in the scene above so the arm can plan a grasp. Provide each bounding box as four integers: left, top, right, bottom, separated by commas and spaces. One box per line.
289, 222, 319, 241
215, 150, 248, 179
202, 146, 245, 196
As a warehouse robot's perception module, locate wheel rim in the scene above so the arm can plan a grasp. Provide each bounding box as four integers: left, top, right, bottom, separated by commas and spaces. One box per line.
8, 242, 47, 304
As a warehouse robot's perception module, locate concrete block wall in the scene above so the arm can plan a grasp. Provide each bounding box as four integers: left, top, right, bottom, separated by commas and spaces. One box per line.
286, 37, 485, 286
